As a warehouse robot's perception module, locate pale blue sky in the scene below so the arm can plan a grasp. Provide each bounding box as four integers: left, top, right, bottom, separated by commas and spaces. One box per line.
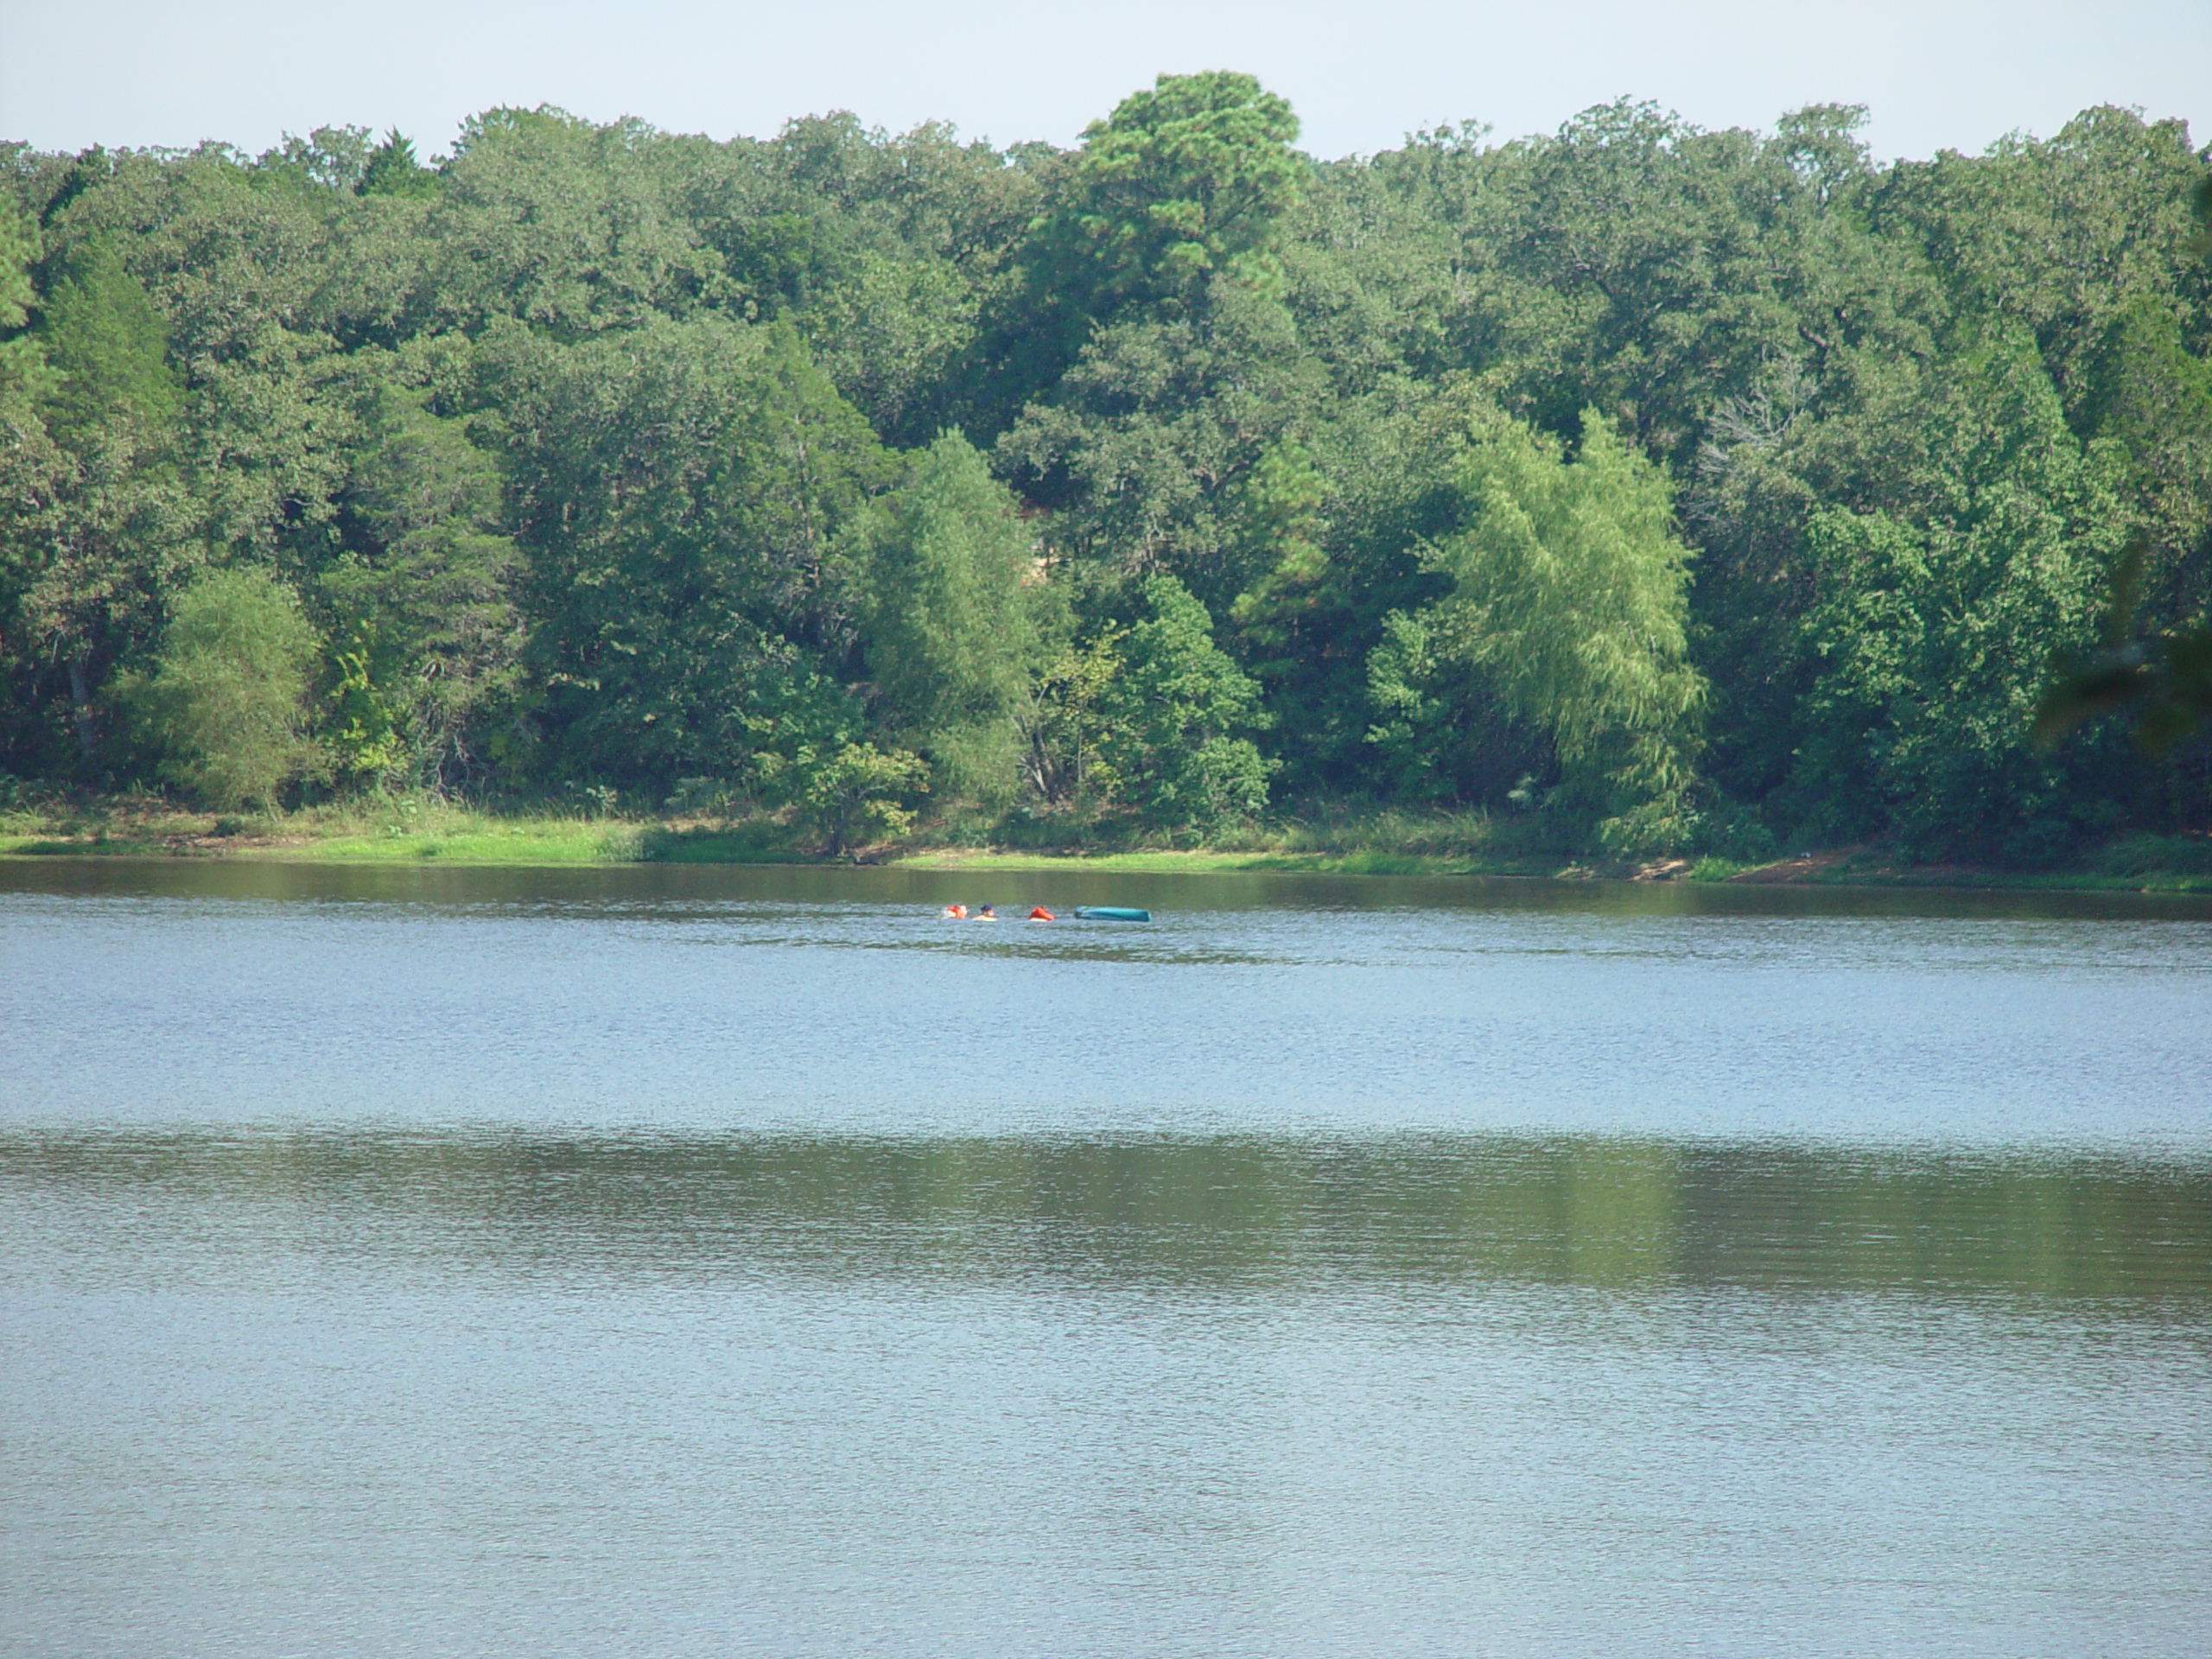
4, 0, 2205, 162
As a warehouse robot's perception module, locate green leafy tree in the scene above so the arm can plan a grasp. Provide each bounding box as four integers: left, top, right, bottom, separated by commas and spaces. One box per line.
2081, 296, 2212, 601
1223, 442, 1332, 700
497, 316, 893, 791
1019, 626, 1126, 808
2037, 170, 2212, 760
359, 130, 442, 200
1876, 106, 2204, 418
1390, 102, 1841, 464
996, 276, 1326, 612
7, 238, 196, 766
0, 211, 62, 767
1244, 378, 1487, 796
322, 387, 524, 790
799, 251, 978, 445
864, 431, 1042, 803
1363, 604, 1544, 805
1790, 337, 2129, 859
772, 740, 929, 855
1396, 410, 1706, 849
1097, 574, 1275, 830
3, 81, 2207, 862
412, 107, 734, 338
1040, 70, 1304, 311
992, 72, 1306, 411
134, 566, 321, 810
0, 207, 48, 397
35, 238, 183, 443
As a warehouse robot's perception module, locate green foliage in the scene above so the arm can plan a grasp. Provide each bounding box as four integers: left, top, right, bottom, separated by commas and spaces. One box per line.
2032, 151, 2212, 763
996, 275, 1325, 617
0, 224, 202, 770
1362, 605, 1539, 806
1000, 71, 1306, 404
33, 239, 183, 442
1018, 626, 1124, 809
359, 130, 442, 199
415, 107, 732, 338
1789, 337, 2129, 859
1408, 410, 1706, 849
254, 126, 380, 194
0, 86, 2205, 865
2079, 296, 2212, 620
0, 208, 35, 335
322, 387, 524, 790
499, 316, 893, 791
771, 741, 929, 855
800, 251, 976, 442
1096, 575, 1276, 831
1050, 70, 1304, 311
865, 431, 1041, 803
1878, 107, 2204, 417
1224, 441, 1329, 671
0, 207, 47, 398
135, 567, 321, 810
1390, 100, 1901, 467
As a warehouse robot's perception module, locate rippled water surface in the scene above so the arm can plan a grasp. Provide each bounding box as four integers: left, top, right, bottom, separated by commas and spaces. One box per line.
3, 859, 2209, 1656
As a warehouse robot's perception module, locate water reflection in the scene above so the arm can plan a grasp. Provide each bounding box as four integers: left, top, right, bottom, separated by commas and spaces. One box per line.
10, 1128, 2206, 1300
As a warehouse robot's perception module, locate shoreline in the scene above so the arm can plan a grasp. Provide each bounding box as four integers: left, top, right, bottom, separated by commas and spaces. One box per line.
6, 824, 2212, 897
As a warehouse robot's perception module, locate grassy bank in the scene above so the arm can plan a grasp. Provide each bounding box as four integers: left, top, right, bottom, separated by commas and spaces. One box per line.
0, 797, 1562, 875
900, 805, 1563, 877
5, 793, 2210, 893
1674, 836, 2212, 895
1821, 836, 2212, 894
894, 848, 1546, 876
0, 797, 653, 866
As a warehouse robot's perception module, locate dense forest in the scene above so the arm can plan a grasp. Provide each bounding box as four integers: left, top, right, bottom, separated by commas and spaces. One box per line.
2, 74, 2208, 861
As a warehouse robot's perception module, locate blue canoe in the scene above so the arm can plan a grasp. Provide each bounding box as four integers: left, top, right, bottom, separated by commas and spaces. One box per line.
1072, 906, 1152, 923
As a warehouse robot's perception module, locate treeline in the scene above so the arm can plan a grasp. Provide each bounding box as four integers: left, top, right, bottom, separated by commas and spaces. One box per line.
1, 77, 2207, 859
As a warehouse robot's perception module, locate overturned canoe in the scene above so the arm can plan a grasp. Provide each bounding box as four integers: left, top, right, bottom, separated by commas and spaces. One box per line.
1072, 906, 1152, 922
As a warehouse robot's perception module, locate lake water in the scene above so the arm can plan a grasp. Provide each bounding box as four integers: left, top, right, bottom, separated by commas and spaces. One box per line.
3, 859, 2209, 1656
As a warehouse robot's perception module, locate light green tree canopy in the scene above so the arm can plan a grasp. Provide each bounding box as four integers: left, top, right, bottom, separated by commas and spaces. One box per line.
1408, 409, 1706, 848
777, 740, 930, 856
137, 566, 321, 810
